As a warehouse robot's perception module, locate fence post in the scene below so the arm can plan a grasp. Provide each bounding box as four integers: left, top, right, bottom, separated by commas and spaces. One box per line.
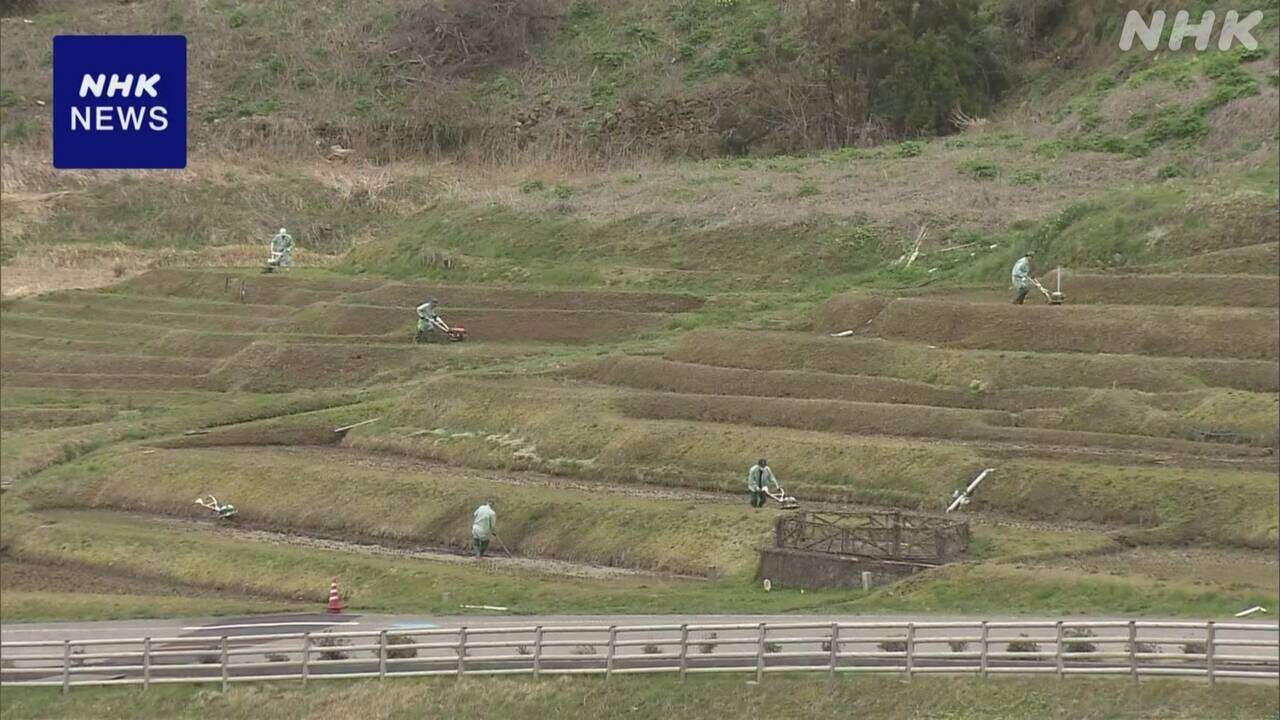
1054, 621, 1064, 679
61, 640, 70, 694
605, 626, 617, 678
457, 627, 467, 677
826, 622, 839, 688
1205, 622, 1216, 685
979, 622, 989, 679
1127, 622, 1138, 683
755, 622, 766, 684
143, 637, 151, 690
905, 623, 915, 681
533, 626, 543, 678
220, 636, 229, 692
378, 630, 387, 680
301, 633, 311, 686
678, 625, 689, 680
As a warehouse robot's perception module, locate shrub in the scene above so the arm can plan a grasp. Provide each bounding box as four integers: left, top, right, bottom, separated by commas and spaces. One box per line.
552, 184, 574, 199
385, 634, 417, 659
698, 632, 718, 654
948, 641, 969, 653
960, 160, 1000, 180
641, 644, 662, 655
265, 652, 289, 663
1062, 628, 1096, 654
515, 645, 532, 656
877, 640, 907, 653
520, 180, 546, 194
1128, 641, 1158, 655
1157, 164, 1184, 179
196, 653, 220, 665
313, 634, 350, 661
796, 180, 821, 198
1181, 641, 1206, 655
895, 141, 924, 158
572, 644, 597, 655
764, 642, 782, 654
1011, 169, 1041, 185
1006, 635, 1040, 653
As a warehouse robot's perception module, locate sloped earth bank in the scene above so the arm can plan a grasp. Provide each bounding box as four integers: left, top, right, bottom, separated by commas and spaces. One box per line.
570, 356, 1279, 446
667, 329, 1280, 393
931, 272, 1280, 308
112, 269, 704, 313
821, 294, 1279, 360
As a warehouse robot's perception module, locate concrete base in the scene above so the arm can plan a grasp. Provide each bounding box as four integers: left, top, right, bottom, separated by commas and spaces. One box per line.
756, 547, 930, 590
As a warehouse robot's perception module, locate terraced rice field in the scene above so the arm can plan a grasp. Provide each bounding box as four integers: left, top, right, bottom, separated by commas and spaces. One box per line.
1, 265, 1277, 620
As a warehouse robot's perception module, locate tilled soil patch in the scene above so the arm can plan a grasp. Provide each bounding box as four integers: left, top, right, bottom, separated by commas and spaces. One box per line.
668, 329, 1280, 393
932, 273, 1280, 308
10, 301, 281, 333
209, 341, 512, 392
343, 282, 704, 313
59, 290, 293, 318
0, 557, 296, 602
119, 268, 380, 306
824, 295, 1279, 360
286, 303, 667, 344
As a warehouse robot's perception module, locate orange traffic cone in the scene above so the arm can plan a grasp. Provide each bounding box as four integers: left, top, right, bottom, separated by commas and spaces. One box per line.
326, 577, 343, 614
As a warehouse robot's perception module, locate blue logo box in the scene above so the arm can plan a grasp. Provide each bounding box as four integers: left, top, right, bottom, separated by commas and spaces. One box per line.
52, 35, 187, 169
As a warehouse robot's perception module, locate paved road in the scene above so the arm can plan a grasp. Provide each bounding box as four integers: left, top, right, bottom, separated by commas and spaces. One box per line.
4, 612, 1277, 642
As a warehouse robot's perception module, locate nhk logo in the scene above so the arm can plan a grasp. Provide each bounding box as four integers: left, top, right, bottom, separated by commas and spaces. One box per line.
53, 35, 186, 169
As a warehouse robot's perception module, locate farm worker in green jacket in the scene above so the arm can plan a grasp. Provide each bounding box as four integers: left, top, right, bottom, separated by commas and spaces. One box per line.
269, 228, 294, 268
1011, 251, 1035, 305
472, 500, 496, 557
748, 459, 779, 509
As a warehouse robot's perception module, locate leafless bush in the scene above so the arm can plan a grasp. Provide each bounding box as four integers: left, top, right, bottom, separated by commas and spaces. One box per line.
386, 634, 417, 659
1062, 628, 1097, 654
1007, 635, 1040, 653
314, 634, 351, 661
698, 632, 718, 654
392, 0, 559, 76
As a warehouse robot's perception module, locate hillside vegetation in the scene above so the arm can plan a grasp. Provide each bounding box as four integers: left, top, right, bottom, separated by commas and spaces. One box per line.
1, 0, 1278, 635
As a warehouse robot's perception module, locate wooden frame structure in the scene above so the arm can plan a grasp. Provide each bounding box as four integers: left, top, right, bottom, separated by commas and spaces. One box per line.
774, 511, 969, 565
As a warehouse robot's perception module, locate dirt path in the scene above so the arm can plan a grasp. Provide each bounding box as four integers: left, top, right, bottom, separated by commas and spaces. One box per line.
134, 512, 705, 582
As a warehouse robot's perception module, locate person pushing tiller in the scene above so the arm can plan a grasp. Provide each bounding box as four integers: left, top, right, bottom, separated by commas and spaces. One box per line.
414, 298, 467, 343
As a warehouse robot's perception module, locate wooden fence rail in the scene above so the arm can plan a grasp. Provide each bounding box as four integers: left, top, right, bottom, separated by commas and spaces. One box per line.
2, 620, 1275, 691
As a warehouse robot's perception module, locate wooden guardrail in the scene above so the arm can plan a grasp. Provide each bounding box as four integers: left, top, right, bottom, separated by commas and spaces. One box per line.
2, 619, 1275, 691
774, 511, 969, 565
